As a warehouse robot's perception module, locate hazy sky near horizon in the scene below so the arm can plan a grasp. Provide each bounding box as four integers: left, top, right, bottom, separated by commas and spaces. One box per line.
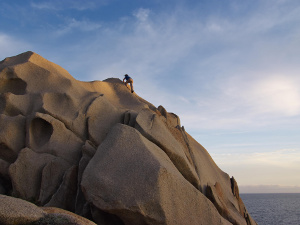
1, 0, 300, 192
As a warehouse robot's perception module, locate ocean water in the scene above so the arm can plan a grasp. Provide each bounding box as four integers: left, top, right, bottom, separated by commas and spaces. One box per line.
240, 193, 300, 225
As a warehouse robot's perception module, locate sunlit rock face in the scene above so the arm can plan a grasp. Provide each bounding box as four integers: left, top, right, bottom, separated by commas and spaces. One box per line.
0, 51, 256, 225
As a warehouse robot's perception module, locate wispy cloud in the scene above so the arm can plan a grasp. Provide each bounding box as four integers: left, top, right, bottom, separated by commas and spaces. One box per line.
212, 149, 300, 186
133, 8, 150, 22
30, 2, 57, 10
0, 33, 31, 60
41, 2, 300, 133
54, 18, 102, 36
213, 149, 300, 167
30, 0, 107, 11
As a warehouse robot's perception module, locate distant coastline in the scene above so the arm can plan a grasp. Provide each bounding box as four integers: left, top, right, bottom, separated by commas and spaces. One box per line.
239, 185, 300, 193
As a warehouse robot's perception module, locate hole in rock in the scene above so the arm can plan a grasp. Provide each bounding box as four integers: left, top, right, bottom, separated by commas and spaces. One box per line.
0, 176, 12, 195
30, 118, 53, 148
0, 78, 27, 95
0, 143, 17, 163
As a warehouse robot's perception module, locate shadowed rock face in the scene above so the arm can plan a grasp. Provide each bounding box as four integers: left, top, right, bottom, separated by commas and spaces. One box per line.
0, 51, 256, 225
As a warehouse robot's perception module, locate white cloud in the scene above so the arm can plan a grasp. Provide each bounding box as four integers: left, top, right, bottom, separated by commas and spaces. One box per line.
221, 74, 300, 117
248, 76, 300, 116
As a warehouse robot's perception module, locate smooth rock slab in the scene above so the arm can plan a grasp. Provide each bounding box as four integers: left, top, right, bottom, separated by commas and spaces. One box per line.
82, 124, 230, 225
0, 194, 45, 225
38, 157, 72, 205
9, 147, 55, 200
135, 108, 200, 190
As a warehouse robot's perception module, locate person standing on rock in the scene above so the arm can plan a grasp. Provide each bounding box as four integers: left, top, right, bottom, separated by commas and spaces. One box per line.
123, 74, 134, 93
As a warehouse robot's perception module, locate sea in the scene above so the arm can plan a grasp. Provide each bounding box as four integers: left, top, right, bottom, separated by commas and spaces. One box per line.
240, 193, 300, 225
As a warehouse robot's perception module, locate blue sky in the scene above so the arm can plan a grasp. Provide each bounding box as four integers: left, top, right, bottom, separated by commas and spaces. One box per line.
1, 0, 300, 193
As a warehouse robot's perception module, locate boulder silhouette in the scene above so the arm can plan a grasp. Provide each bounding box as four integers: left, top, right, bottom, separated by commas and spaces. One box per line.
0, 51, 256, 225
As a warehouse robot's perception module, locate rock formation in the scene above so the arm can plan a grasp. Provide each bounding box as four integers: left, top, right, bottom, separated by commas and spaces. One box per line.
0, 194, 96, 225
0, 51, 256, 225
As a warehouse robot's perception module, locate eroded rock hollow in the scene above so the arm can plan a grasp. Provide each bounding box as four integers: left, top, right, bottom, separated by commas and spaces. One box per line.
0, 52, 256, 225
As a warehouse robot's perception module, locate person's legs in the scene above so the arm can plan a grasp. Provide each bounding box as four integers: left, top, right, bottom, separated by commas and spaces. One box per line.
124, 79, 134, 93
126, 78, 134, 93
129, 81, 134, 93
